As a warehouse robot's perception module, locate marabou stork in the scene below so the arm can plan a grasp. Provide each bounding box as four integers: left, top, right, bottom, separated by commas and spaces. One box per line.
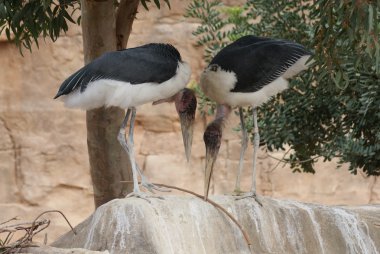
54, 43, 197, 198
200, 35, 312, 201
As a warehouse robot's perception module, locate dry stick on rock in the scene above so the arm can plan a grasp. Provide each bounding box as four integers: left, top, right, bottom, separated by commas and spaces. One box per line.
0, 210, 76, 254
0, 219, 49, 253
30, 210, 77, 236
122, 181, 252, 247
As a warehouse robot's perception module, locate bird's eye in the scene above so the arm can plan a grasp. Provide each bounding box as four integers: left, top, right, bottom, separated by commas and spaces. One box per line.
209, 65, 218, 72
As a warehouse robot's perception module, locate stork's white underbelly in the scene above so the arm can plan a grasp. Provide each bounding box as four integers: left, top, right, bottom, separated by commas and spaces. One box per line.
61, 62, 191, 110
201, 70, 289, 107
200, 55, 311, 107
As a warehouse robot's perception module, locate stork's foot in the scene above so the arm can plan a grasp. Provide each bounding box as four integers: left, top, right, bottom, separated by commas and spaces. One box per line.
232, 188, 245, 196
235, 191, 263, 206
126, 190, 164, 203
136, 165, 171, 194
140, 180, 171, 194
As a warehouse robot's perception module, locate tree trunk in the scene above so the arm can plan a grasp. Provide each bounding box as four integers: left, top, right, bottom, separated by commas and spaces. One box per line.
116, 0, 139, 50
81, 0, 138, 208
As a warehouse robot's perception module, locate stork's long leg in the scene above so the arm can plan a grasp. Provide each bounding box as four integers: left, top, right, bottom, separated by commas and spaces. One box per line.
127, 107, 140, 194
236, 107, 262, 206
118, 108, 168, 200
233, 107, 248, 194
129, 108, 169, 193
251, 107, 259, 195
117, 108, 141, 196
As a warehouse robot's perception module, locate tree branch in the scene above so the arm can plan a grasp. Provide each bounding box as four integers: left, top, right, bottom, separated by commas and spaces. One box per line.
116, 0, 140, 50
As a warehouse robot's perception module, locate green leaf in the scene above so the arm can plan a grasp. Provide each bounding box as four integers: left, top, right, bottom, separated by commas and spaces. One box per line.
62, 9, 75, 23
5, 27, 10, 40
368, 4, 373, 32
153, 0, 160, 9
0, 3, 6, 18
141, 0, 150, 10
164, 0, 171, 9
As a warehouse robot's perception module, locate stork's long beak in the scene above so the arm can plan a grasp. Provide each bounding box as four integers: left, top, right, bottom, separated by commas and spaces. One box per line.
204, 145, 218, 201
179, 113, 194, 162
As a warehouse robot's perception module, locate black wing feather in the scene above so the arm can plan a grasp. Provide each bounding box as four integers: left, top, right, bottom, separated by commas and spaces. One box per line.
210, 36, 311, 93
54, 43, 181, 99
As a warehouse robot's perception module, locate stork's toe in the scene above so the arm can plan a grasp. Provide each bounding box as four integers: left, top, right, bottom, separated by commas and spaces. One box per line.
232, 188, 245, 196
235, 191, 263, 206
126, 191, 164, 202
140, 180, 171, 194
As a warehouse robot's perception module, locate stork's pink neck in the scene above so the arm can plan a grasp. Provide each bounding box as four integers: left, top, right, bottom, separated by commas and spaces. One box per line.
215, 104, 232, 120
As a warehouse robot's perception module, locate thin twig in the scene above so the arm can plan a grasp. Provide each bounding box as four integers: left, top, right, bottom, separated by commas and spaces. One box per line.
31, 210, 76, 236
268, 149, 292, 173
0, 217, 18, 226
267, 153, 322, 165
32, 220, 50, 238
4, 232, 13, 245
1, 220, 45, 230
121, 181, 252, 247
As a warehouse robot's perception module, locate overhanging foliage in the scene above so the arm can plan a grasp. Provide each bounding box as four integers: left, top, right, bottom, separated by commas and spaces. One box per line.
0, 0, 170, 53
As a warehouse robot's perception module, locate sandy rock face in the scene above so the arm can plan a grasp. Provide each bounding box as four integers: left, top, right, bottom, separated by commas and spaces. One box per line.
53, 196, 380, 254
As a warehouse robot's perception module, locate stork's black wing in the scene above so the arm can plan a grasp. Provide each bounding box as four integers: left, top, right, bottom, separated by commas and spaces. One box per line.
210, 36, 311, 93
54, 43, 182, 99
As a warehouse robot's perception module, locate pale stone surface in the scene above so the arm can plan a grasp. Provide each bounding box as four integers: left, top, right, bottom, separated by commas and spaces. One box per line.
21, 246, 109, 254
0, 0, 379, 247
52, 196, 380, 254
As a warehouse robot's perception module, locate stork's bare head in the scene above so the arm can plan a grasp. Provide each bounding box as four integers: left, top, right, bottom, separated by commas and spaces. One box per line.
174, 88, 197, 162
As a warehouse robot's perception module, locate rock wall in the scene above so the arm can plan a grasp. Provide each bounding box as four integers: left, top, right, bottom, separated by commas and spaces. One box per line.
0, 0, 379, 245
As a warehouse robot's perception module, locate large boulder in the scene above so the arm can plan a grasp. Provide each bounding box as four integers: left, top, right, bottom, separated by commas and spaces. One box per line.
53, 196, 380, 254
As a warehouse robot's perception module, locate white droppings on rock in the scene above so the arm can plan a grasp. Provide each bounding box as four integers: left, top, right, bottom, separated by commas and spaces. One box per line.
188, 200, 208, 254
84, 205, 106, 249
110, 203, 131, 250
286, 200, 325, 254
152, 204, 175, 254
330, 207, 378, 254
283, 205, 306, 254
247, 199, 285, 252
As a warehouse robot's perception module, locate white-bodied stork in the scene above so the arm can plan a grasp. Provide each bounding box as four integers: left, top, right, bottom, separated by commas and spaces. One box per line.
200, 35, 312, 201
54, 43, 196, 199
